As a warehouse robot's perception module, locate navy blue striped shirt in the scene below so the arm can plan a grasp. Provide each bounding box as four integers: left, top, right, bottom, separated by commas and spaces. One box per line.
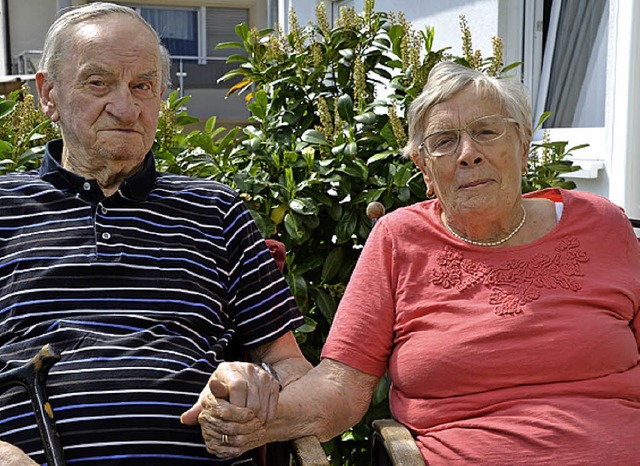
0, 140, 303, 465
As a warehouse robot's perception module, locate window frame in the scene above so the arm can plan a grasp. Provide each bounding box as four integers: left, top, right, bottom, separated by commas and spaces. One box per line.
501, 0, 640, 214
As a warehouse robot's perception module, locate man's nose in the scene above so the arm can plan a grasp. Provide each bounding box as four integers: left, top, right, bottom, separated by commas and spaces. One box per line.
456, 131, 484, 166
105, 87, 140, 123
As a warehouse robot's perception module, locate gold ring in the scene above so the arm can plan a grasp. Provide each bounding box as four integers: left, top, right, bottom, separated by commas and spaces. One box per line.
221, 433, 229, 445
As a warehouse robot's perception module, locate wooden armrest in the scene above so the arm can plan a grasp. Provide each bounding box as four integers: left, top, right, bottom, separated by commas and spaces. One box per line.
289, 436, 329, 466
372, 419, 424, 465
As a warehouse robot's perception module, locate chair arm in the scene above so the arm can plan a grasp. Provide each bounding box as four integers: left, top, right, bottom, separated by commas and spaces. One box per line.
372, 419, 424, 465
288, 436, 329, 466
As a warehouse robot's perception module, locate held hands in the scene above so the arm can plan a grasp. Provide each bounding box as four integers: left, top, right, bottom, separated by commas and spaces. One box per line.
0, 442, 39, 466
181, 362, 281, 458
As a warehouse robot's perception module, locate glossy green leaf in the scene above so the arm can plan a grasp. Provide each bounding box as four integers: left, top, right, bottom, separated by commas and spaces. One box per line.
336, 209, 357, 243
314, 289, 337, 322
337, 94, 354, 123
301, 129, 330, 146
321, 247, 344, 282
284, 212, 305, 241
289, 197, 319, 216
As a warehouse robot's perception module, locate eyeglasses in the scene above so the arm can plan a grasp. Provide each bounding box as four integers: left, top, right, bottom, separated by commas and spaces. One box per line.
418, 114, 519, 157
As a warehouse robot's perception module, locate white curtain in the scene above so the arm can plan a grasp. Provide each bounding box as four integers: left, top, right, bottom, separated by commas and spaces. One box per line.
536, 0, 608, 128
141, 8, 195, 42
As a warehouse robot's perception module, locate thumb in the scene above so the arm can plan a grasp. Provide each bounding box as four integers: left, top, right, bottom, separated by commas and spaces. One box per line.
180, 402, 202, 426
180, 380, 229, 426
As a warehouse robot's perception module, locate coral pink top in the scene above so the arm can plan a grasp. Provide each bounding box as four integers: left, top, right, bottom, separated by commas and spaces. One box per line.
322, 188, 640, 464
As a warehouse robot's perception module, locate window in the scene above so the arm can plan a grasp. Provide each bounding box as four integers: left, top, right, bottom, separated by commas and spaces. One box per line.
129, 4, 249, 90
329, 0, 354, 25
514, 0, 610, 185
534, 0, 608, 129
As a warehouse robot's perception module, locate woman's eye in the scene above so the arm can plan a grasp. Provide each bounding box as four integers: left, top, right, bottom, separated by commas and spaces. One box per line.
433, 134, 456, 149
473, 127, 499, 140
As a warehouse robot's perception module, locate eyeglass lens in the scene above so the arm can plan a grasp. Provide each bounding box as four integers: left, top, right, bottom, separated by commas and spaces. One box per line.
424, 115, 508, 157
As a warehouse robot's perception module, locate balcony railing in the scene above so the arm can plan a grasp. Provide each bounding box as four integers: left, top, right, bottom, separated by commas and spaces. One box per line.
11, 52, 239, 97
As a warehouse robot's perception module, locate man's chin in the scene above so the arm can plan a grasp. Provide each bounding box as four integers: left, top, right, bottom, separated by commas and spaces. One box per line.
97, 138, 150, 158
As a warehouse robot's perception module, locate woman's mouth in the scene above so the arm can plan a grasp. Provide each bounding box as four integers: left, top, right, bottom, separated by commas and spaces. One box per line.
460, 179, 492, 189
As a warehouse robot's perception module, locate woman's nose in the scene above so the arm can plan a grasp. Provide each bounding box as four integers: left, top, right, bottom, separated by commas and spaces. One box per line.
456, 131, 484, 166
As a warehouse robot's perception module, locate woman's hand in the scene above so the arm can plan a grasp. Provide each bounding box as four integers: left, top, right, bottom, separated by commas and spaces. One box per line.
195, 393, 270, 458
0, 442, 38, 466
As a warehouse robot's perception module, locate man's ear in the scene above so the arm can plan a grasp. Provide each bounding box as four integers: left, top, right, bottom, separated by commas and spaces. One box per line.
35, 72, 59, 122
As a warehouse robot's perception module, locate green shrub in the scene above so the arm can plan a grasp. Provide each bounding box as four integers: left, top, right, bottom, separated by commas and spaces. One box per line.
154, 4, 582, 462
0, 85, 58, 175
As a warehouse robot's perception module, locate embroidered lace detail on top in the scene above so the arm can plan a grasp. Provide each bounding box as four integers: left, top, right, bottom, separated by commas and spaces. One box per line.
431, 236, 589, 316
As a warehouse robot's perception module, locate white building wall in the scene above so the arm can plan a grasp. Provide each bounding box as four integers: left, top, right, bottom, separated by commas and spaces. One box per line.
608, 0, 640, 219
0, 0, 7, 75
7, 0, 57, 74
289, 0, 500, 59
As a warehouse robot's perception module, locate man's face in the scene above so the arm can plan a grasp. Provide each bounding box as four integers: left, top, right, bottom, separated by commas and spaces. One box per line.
38, 15, 165, 179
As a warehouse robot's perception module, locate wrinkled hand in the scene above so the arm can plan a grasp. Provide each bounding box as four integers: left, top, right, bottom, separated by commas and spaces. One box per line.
194, 394, 270, 458
181, 362, 280, 458
0, 442, 39, 466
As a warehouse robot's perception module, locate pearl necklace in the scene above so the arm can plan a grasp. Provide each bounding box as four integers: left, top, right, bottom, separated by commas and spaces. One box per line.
443, 205, 527, 247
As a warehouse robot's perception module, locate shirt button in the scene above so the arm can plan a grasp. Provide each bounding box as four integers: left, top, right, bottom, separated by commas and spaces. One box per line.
83, 182, 91, 190
102, 232, 111, 240
100, 206, 108, 214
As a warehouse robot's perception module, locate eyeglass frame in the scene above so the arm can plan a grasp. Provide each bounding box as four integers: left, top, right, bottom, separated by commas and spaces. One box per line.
417, 114, 519, 158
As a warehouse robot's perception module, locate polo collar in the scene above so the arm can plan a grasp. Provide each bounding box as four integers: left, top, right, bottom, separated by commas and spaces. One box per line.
39, 139, 157, 202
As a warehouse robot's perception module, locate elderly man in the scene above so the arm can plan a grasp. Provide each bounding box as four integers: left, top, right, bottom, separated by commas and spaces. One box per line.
0, 2, 311, 465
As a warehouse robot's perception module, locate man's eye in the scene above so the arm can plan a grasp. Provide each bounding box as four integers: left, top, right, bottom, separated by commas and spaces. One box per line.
134, 83, 153, 91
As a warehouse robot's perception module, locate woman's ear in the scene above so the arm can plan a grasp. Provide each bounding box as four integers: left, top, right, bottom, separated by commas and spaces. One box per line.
35, 72, 59, 122
520, 141, 530, 174
411, 151, 436, 198
411, 151, 433, 186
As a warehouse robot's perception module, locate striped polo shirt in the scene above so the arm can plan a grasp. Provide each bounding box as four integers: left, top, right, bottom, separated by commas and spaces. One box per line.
0, 139, 303, 465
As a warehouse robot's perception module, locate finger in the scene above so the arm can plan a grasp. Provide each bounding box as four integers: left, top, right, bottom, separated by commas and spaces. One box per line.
266, 381, 279, 423
180, 404, 201, 426
227, 377, 249, 409
180, 379, 214, 425
209, 379, 229, 399
246, 372, 279, 425
200, 397, 255, 424
200, 412, 266, 458
203, 433, 265, 459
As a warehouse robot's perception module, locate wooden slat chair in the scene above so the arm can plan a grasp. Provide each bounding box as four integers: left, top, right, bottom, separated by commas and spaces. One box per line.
365, 207, 640, 466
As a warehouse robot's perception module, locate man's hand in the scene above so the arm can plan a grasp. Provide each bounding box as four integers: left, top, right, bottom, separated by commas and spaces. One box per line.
180, 331, 313, 458
180, 362, 279, 458
0, 442, 38, 466
182, 361, 280, 426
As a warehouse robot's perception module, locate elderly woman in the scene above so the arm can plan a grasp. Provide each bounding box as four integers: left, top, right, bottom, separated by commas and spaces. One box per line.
183, 62, 640, 464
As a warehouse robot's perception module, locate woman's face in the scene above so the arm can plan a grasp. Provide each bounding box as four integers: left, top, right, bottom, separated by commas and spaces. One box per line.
412, 86, 528, 218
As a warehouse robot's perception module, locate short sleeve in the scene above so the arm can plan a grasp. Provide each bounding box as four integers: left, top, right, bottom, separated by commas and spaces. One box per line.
321, 220, 396, 377
224, 197, 303, 349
